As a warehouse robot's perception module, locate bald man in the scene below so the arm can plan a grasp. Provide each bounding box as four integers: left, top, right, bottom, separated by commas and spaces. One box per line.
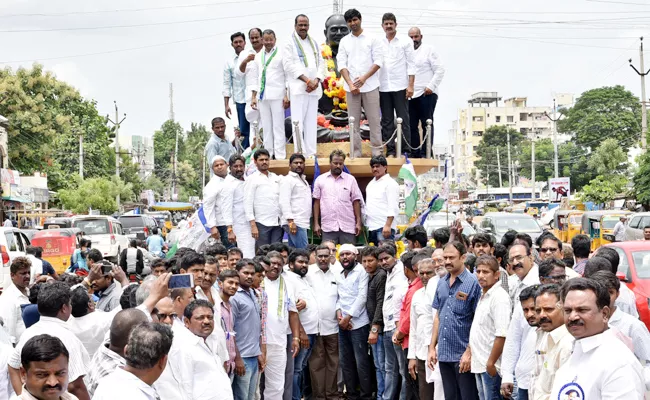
407, 26, 445, 155
86, 309, 149, 397
155, 297, 176, 326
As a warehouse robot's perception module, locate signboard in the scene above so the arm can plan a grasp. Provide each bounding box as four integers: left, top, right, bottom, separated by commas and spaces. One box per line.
1, 169, 20, 198
32, 188, 49, 203
548, 177, 570, 202
10, 184, 32, 202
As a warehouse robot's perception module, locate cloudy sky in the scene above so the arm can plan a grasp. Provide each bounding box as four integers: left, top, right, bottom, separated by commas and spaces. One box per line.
1, 0, 648, 147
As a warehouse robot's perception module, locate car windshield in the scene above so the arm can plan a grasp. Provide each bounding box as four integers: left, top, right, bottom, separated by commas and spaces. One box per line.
495, 218, 540, 233
73, 219, 110, 235
631, 251, 650, 279
119, 217, 144, 228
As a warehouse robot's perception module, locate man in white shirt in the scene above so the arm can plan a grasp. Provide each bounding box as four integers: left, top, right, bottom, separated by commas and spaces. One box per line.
378, 13, 415, 158
612, 215, 627, 242
93, 322, 173, 400
337, 9, 383, 157
244, 149, 283, 250
470, 255, 511, 400
236, 28, 264, 145
279, 154, 312, 249
407, 27, 444, 156
223, 32, 251, 149
378, 243, 409, 400
283, 15, 327, 158
67, 287, 114, 358
0, 257, 31, 345
8, 282, 91, 400
306, 245, 341, 400
530, 284, 574, 400
263, 251, 301, 400
250, 30, 289, 160
365, 156, 399, 245
222, 155, 255, 258
203, 155, 230, 247
285, 249, 319, 400
550, 278, 645, 399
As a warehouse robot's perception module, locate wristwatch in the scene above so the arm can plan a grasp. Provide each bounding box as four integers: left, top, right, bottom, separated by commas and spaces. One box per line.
371, 327, 379, 334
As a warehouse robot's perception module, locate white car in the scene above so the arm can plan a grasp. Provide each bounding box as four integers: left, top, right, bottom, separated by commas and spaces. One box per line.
0, 227, 32, 292
71, 216, 128, 263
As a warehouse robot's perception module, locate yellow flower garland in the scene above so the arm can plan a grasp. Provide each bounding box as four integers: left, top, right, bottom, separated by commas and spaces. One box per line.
321, 44, 347, 111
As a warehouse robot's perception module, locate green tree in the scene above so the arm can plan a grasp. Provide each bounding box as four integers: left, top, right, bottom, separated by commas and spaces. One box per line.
633, 152, 650, 207
153, 120, 184, 181
59, 177, 133, 214
179, 123, 210, 195
558, 85, 641, 149
580, 175, 627, 205
143, 175, 166, 199
586, 138, 628, 175
475, 125, 524, 187
119, 153, 144, 197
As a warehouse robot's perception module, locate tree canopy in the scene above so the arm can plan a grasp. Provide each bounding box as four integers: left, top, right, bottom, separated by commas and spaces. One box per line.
58, 177, 133, 214
474, 125, 524, 187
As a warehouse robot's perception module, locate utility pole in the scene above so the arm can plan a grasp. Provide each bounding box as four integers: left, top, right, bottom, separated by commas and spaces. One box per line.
545, 99, 561, 178
507, 132, 513, 204
79, 133, 84, 179
530, 112, 536, 200
630, 36, 649, 151
169, 83, 179, 200
496, 147, 503, 187
106, 101, 126, 210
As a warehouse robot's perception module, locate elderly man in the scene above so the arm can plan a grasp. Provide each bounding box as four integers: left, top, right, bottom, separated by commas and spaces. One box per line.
222, 155, 255, 258
550, 278, 645, 398
283, 14, 327, 158
612, 215, 628, 242
313, 150, 363, 245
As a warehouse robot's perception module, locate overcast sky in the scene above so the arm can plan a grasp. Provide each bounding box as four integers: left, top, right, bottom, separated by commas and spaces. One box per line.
1, 0, 649, 147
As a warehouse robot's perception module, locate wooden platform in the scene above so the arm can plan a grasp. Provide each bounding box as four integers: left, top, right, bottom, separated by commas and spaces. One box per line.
269, 156, 439, 178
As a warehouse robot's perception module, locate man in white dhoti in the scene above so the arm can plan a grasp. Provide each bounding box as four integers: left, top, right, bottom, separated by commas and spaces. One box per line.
283, 14, 327, 159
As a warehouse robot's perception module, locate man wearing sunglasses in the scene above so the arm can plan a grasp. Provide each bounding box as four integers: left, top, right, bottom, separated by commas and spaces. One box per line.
537, 234, 580, 279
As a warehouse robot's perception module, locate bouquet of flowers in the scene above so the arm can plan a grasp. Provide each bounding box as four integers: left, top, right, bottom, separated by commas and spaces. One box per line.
321, 44, 347, 111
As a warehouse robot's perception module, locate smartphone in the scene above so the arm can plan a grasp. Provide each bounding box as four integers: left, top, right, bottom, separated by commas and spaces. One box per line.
168, 274, 194, 289
101, 262, 113, 275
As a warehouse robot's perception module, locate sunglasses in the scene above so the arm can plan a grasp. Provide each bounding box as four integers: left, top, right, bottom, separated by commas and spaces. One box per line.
538, 247, 559, 253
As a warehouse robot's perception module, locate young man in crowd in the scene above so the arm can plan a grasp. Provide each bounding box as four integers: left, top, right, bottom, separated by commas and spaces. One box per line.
218, 269, 241, 377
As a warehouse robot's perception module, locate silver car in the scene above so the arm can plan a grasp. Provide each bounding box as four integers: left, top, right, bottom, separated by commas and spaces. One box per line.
423, 212, 477, 237
625, 212, 650, 241
478, 212, 543, 243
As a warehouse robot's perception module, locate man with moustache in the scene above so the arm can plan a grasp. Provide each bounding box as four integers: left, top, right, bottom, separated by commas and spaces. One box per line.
500, 285, 540, 400
203, 155, 230, 246
507, 243, 539, 308
237, 28, 264, 139
223, 32, 251, 149
205, 118, 237, 176
336, 244, 374, 400
550, 278, 645, 399
530, 284, 573, 400
285, 249, 319, 400
280, 154, 312, 249
306, 245, 340, 400
536, 234, 580, 279
0, 256, 31, 345
365, 155, 400, 245
428, 242, 481, 400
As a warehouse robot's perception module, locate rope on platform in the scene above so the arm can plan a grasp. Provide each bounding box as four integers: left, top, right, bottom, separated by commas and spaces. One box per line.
399, 125, 432, 151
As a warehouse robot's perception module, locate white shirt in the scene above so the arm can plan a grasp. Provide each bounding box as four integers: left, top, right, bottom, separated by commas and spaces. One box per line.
336, 264, 370, 329
221, 174, 246, 227
306, 264, 340, 336
407, 287, 433, 361
264, 275, 297, 346
412, 43, 445, 98
501, 304, 537, 389
531, 325, 574, 400
250, 46, 286, 100
155, 322, 192, 400
365, 174, 400, 231
549, 329, 646, 400
25, 255, 42, 284
0, 344, 14, 400
203, 175, 226, 228
509, 265, 540, 308
609, 308, 650, 389
469, 284, 511, 374
283, 33, 327, 97
244, 170, 281, 227
0, 283, 29, 344
382, 261, 408, 332
337, 31, 384, 93
379, 34, 415, 92
279, 172, 312, 229
613, 220, 627, 241
617, 283, 639, 318
285, 270, 320, 335
67, 311, 114, 358
9, 316, 90, 382
93, 367, 159, 400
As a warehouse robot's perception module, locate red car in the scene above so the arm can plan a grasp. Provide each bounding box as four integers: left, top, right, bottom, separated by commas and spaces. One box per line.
604, 242, 650, 330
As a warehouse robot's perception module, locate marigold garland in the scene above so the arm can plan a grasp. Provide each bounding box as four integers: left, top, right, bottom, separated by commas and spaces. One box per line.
321, 44, 347, 111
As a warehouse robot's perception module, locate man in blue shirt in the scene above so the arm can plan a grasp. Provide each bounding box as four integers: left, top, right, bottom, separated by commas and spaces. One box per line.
428, 241, 482, 400
205, 117, 238, 176
146, 228, 165, 257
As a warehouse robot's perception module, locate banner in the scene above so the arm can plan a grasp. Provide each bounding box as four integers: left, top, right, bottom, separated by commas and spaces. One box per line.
175, 206, 211, 252
548, 177, 570, 202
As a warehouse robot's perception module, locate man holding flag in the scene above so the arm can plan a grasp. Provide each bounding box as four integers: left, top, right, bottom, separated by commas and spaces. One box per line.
366, 155, 400, 245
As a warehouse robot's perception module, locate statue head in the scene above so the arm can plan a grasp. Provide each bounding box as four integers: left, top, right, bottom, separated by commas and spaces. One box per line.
324, 14, 349, 49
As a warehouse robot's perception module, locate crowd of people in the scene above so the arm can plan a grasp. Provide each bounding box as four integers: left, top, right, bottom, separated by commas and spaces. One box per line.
215, 9, 445, 162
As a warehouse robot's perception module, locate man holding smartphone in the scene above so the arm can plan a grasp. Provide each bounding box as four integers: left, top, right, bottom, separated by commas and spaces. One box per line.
85, 251, 126, 313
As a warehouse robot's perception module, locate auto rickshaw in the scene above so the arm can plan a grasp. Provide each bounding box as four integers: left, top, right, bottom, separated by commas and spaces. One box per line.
43, 217, 73, 229
145, 211, 172, 238
581, 210, 631, 251
30, 228, 81, 274
553, 210, 584, 243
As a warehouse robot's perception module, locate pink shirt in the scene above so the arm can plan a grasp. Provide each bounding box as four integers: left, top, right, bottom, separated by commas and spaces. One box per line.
313, 171, 363, 234
220, 300, 236, 374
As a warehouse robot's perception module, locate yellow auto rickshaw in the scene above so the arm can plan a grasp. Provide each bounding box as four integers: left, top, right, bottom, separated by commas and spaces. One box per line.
30, 228, 81, 274
581, 210, 631, 251
553, 210, 584, 243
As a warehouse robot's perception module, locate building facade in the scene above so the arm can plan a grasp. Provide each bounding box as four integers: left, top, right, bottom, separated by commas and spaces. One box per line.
118, 134, 154, 178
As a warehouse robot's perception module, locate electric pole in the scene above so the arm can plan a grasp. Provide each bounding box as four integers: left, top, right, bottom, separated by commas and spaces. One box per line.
530, 112, 536, 200
496, 147, 503, 187
169, 83, 179, 200
79, 132, 84, 179
544, 99, 561, 178
507, 132, 513, 204
630, 36, 649, 151
107, 101, 126, 210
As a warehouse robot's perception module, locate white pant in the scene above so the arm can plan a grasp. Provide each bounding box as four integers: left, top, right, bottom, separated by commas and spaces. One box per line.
233, 223, 255, 259
290, 94, 318, 157
259, 99, 286, 160
263, 343, 286, 400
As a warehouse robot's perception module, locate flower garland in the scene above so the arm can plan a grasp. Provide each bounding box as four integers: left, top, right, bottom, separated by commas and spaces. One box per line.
321, 44, 347, 111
